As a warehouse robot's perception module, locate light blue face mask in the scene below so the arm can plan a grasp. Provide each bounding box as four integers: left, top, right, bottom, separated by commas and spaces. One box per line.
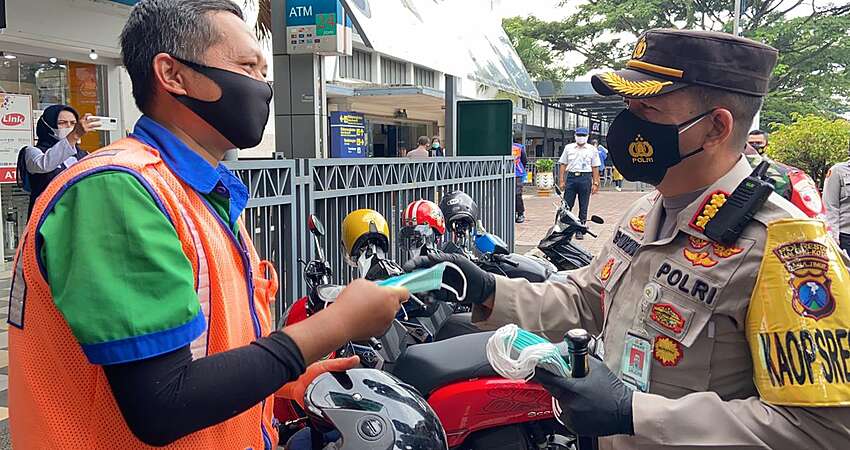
377, 261, 466, 302
486, 324, 571, 380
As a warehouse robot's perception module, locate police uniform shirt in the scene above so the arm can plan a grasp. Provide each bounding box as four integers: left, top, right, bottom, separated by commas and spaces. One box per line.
558, 143, 601, 173
823, 161, 850, 239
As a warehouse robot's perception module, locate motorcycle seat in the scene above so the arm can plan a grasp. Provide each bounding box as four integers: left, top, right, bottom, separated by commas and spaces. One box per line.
391, 331, 497, 396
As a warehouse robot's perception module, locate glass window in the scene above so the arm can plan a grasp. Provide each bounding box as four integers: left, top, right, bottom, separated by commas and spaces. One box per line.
0, 53, 107, 151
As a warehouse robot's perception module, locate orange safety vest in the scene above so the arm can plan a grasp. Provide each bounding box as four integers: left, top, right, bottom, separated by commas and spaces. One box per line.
9, 138, 279, 449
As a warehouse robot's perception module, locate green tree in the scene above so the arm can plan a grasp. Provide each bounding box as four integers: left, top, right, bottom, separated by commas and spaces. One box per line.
502, 17, 567, 83
766, 114, 850, 186
505, 1, 850, 127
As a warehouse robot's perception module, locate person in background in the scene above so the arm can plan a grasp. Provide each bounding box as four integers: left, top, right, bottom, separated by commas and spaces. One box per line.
744, 129, 826, 219
430, 136, 445, 157
612, 166, 625, 191
823, 142, 850, 254
407, 136, 431, 158
558, 127, 601, 239
512, 137, 528, 223
17, 104, 100, 216
747, 129, 768, 153
591, 138, 608, 167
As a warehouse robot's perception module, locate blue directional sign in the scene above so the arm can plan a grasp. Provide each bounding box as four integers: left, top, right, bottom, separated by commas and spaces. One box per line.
330, 112, 366, 158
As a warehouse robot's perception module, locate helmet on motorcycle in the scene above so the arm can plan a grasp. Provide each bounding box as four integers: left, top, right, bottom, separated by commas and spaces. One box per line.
439, 190, 479, 230
402, 200, 446, 235
305, 368, 448, 450
341, 209, 390, 264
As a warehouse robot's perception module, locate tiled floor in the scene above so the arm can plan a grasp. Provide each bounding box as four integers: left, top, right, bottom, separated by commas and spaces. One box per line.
515, 188, 647, 255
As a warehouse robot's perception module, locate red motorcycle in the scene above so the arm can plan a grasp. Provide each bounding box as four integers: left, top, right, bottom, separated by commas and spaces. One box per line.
276, 215, 572, 449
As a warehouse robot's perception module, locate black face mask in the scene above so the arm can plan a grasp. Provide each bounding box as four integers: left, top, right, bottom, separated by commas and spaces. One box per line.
607, 108, 713, 185
750, 142, 766, 153
172, 57, 273, 149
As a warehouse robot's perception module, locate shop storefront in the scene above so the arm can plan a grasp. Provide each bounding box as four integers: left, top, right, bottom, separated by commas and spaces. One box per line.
0, 0, 138, 260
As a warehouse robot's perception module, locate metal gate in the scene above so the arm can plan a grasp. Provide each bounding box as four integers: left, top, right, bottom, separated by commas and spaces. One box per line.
227, 156, 515, 324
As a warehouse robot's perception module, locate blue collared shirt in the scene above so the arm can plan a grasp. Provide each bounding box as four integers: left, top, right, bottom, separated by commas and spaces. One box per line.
131, 116, 249, 229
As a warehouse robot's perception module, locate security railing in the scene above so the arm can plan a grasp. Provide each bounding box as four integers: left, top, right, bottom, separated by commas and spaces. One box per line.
227, 156, 516, 324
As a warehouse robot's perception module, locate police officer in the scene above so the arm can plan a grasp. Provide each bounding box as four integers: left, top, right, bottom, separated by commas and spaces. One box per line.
408, 29, 850, 448
824, 143, 850, 254
559, 127, 602, 239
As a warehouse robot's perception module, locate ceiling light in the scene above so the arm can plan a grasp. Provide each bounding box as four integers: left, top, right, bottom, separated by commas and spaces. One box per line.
89, 49, 98, 61
49, 57, 58, 64
1, 52, 16, 60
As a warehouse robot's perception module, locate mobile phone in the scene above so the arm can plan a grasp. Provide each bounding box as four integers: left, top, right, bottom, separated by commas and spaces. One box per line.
89, 116, 119, 131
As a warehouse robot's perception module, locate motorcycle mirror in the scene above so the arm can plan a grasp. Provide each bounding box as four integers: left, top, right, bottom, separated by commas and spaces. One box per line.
590, 215, 605, 225
307, 214, 325, 237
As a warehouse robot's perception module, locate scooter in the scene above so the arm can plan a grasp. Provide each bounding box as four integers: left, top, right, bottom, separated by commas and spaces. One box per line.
279, 216, 571, 449
527, 186, 602, 271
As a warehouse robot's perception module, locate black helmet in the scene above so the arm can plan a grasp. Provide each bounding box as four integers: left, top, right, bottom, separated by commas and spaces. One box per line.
305, 368, 448, 450
439, 190, 479, 229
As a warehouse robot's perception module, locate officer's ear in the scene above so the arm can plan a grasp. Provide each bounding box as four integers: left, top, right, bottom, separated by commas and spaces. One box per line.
701, 108, 735, 151
151, 53, 221, 102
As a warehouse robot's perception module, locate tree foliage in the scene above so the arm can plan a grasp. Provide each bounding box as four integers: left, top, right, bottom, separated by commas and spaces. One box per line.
504, 0, 850, 127
766, 114, 850, 186
502, 17, 567, 83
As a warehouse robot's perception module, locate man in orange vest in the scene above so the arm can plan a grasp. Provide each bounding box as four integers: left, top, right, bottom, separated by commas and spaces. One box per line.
8, 1, 408, 448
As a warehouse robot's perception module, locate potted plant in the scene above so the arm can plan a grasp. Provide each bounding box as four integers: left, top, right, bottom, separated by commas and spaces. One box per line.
534, 159, 555, 195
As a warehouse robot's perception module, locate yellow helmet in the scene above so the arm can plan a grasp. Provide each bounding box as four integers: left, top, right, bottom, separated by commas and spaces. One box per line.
341, 209, 390, 261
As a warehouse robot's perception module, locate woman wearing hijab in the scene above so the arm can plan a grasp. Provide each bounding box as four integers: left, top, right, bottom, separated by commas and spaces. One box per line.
17, 104, 99, 215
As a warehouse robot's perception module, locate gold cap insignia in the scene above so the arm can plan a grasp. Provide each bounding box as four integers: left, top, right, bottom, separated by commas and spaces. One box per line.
599, 72, 672, 97
633, 36, 647, 59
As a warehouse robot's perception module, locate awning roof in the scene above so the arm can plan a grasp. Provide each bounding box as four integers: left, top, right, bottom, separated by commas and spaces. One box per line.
340, 0, 540, 101
536, 81, 626, 123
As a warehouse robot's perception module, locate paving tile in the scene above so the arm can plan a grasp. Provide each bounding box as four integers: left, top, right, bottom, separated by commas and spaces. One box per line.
0, 351, 7, 369
515, 190, 646, 256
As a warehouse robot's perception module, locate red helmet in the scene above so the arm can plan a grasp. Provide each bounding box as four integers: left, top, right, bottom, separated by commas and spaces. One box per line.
402, 200, 446, 235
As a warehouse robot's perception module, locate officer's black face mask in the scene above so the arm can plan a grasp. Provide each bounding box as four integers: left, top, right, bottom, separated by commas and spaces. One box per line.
607, 108, 713, 186
172, 57, 273, 149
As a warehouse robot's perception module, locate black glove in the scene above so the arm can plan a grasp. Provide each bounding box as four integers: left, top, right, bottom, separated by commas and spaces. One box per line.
534, 357, 635, 437
403, 253, 495, 305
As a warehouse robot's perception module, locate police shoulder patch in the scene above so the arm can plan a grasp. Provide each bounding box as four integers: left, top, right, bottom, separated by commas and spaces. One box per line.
748, 218, 850, 406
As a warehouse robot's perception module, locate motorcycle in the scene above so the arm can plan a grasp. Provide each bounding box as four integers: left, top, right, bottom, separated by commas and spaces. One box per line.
279, 215, 571, 449
527, 186, 603, 271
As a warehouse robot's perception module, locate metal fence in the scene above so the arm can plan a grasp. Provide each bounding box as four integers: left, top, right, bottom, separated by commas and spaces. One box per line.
227, 156, 516, 323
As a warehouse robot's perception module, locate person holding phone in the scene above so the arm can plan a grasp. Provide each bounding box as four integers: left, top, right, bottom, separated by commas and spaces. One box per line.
17, 104, 100, 215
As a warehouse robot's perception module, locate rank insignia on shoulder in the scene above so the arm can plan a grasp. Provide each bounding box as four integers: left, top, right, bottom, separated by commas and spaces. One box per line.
654, 336, 683, 367
688, 236, 710, 249
630, 214, 646, 233
690, 191, 729, 232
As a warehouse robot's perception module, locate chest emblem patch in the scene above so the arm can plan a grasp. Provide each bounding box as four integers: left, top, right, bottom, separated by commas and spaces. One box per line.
650, 303, 686, 334
654, 336, 683, 367
600, 257, 616, 282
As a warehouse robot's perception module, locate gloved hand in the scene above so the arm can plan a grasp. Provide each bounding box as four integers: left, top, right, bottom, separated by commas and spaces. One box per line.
403, 253, 496, 304
277, 356, 360, 407
534, 356, 635, 437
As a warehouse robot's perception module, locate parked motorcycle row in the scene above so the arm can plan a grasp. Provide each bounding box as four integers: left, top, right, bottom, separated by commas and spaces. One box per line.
277, 190, 603, 450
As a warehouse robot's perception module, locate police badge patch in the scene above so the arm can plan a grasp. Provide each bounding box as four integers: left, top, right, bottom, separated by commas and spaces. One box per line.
773, 241, 836, 320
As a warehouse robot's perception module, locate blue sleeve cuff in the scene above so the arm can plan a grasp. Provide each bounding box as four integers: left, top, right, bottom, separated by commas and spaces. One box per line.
81, 311, 206, 365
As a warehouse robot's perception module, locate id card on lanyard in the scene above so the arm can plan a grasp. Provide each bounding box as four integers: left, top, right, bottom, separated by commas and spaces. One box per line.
620, 282, 662, 393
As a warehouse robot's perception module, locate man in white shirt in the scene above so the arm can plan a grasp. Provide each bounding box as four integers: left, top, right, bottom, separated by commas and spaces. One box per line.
558, 127, 601, 239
